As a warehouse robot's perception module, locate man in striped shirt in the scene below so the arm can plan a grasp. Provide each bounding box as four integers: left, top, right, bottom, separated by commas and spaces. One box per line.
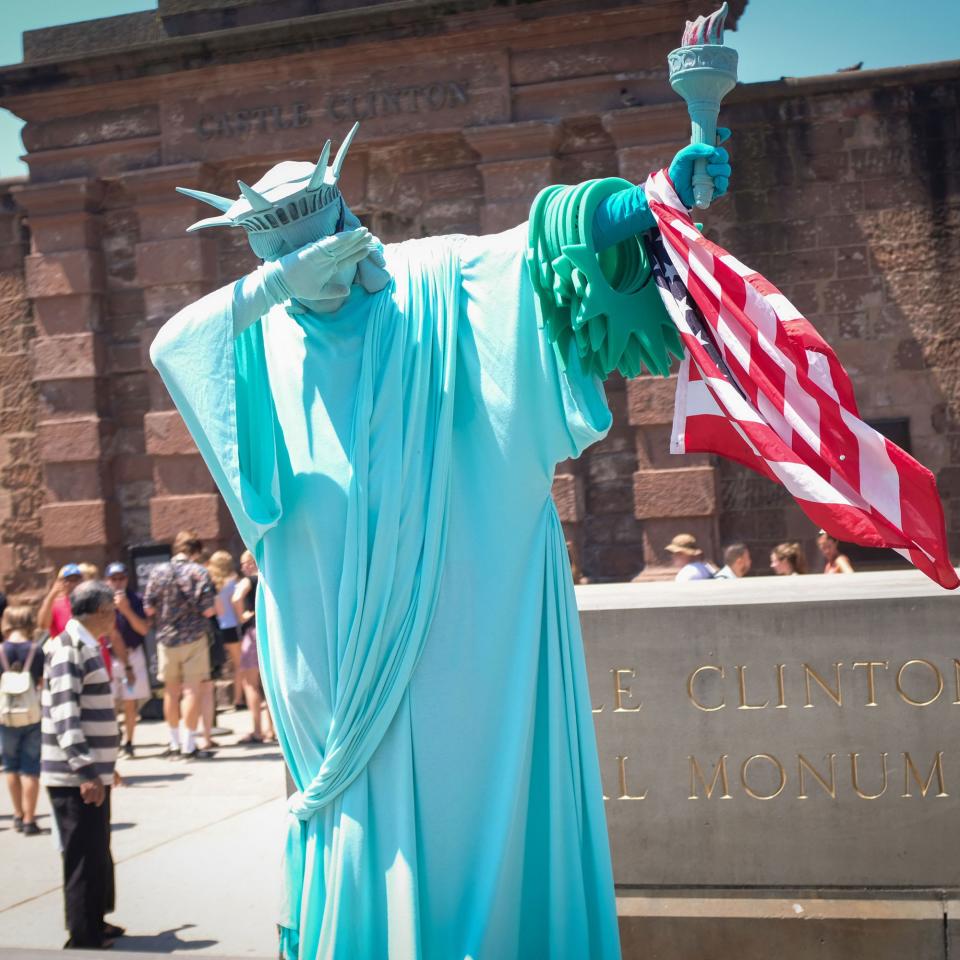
41, 579, 125, 950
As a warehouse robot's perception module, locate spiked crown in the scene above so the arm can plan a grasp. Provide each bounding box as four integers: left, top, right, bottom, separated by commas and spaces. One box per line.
177, 122, 360, 260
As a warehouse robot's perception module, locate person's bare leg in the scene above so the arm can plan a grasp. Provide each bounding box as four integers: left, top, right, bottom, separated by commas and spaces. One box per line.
182, 681, 201, 732
21, 775, 39, 825
5, 772, 22, 819
242, 670, 264, 739
164, 681, 183, 752
264, 706, 275, 740
226, 644, 243, 706
255, 665, 275, 738
123, 700, 138, 745
199, 680, 216, 748
163, 682, 182, 729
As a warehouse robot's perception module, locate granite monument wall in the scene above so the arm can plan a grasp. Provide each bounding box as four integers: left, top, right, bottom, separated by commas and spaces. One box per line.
583, 571, 960, 957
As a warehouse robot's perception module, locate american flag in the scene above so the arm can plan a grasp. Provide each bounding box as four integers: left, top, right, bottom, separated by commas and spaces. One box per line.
644, 169, 959, 590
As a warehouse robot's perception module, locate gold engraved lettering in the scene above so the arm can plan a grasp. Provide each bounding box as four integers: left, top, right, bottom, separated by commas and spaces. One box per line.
736, 665, 769, 710
803, 662, 843, 708
741, 754, 786, 800
852, 660, 888, 707
797, 753, 837, 799
615, 756, 648, 800
612, 668, 642, 712
896, 659, 944, 707
775, 663, 787, 709
688, 755, 732, 800
901, 751, 948, 798
850, 751, 889, 800
687, 665, 725, 712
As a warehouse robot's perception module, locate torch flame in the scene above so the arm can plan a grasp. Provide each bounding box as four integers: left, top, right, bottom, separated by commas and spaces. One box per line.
681, 1, 729, 46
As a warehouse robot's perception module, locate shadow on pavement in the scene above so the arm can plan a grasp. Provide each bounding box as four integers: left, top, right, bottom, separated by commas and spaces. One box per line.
119, 773, 190, 786
114, 923, 218, 953
209, 750, 283, 762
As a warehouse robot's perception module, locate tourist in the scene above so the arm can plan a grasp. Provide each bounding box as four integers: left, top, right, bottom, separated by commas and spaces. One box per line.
665, 533, 717, 581
41, 580, 125, 950
207, 550, 244, 711
232, 551, 275, 744
143, 530, 217, 760
37, 563, 83, 637
75, 563, 124, 679
714, 543, 751, 579
105, 563, 151, 758
770, 542, 807, 575
818, 530, 854, 574
191, 549, 223, 753
0, 605, 44, 836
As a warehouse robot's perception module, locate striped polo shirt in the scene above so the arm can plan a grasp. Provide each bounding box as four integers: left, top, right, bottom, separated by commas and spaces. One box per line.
41, 620, 119, 787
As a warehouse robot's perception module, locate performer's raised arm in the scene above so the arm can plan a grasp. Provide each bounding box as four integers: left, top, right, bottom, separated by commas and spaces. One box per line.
524, 133, 733, 386
230, 227, 380, 336
592, 129, 732, 251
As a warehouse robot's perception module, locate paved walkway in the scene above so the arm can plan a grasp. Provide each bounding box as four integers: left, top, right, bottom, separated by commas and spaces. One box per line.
0, 708, 284, 956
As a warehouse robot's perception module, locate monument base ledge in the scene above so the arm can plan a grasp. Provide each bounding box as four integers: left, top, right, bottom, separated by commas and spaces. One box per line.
617, 890, 960, 958
576, 567, 958, 611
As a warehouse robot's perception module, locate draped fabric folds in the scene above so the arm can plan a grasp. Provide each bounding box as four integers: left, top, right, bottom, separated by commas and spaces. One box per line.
279, 239, 459, 950
150, 226, 621, 959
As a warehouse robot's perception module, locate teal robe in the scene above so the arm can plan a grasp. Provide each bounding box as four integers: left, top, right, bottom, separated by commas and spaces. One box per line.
151, 225, 620, 959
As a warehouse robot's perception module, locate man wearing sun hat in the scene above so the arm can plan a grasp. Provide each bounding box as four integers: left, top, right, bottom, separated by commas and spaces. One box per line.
665, 532, 718, 581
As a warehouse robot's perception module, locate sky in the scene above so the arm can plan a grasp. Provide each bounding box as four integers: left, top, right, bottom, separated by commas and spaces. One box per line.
1, 0, 959, 178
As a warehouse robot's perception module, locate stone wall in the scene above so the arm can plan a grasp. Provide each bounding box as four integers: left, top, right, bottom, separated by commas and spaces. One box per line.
0, 1, 956, 591
724, 70, 960, 571
0, 181, 42, 597
612, 64, 960, 576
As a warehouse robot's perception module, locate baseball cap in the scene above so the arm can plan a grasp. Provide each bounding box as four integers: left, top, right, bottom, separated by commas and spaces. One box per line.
105, 562, 128, 577
58, 563, 82, 579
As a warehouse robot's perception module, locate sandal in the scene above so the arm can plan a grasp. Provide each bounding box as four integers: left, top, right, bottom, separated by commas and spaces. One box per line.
237, 733, 263, 745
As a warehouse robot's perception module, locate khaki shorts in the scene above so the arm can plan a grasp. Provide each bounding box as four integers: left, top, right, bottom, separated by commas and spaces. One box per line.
157, 638, 210, 686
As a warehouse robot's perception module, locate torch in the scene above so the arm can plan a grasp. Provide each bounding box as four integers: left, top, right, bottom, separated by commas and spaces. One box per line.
667, 2, 738, 209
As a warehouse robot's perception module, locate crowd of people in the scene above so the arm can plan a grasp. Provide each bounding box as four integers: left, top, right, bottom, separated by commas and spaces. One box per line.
651, 529, 856, 582
0, 529, 277, 948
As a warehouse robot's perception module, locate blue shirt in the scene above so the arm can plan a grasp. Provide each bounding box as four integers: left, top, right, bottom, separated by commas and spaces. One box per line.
216, 579, 239, 629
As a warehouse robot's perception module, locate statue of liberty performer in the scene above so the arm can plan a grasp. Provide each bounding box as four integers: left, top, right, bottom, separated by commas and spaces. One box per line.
150, 109, 730, 956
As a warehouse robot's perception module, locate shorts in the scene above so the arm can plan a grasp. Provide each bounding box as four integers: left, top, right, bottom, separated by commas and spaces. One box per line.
112, 645, 150, 701
1, 722, 41, 776
220, 626, 239, 645
157, 637, 210, 686
239, 624, 259, 671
